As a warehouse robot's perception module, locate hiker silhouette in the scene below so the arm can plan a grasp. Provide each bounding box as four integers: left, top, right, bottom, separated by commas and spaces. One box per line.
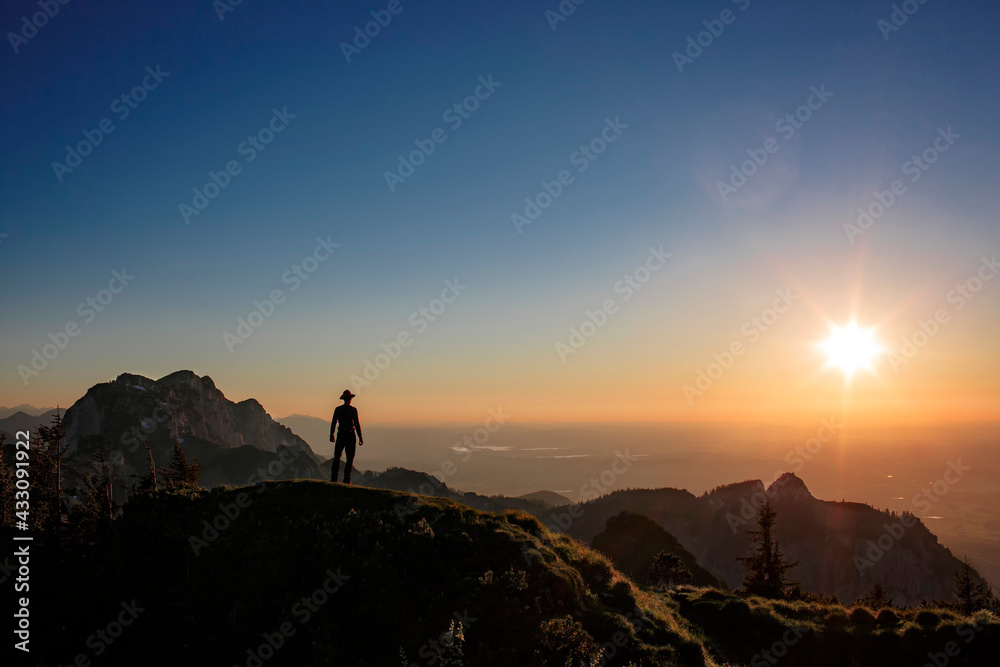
330, 389, 363, 484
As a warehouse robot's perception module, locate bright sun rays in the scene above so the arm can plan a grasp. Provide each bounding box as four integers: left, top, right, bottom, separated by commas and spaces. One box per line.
820, 321, 884, 378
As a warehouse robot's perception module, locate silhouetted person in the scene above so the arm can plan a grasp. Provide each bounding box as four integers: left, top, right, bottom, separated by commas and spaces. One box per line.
330, 389, 363, 484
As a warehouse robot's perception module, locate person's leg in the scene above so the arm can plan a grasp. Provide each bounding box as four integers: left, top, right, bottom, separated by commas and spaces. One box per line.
332, 438, 345, 482
343, 435, 357, 484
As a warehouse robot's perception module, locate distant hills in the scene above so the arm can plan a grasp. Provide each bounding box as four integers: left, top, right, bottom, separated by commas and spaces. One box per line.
0, 406, 58, 439
0, 403, 54, 418
276, 413, 331, 454
518, 490, 573, 508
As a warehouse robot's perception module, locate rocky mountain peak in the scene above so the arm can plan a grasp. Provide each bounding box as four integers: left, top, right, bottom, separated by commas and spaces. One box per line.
63, 371, 323, 484
765, 472, 814, 503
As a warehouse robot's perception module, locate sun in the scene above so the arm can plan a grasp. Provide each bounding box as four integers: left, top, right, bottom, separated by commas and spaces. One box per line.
820, 321, 883, 377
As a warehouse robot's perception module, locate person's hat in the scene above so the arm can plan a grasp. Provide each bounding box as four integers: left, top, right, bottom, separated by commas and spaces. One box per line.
340, 390, 356, 400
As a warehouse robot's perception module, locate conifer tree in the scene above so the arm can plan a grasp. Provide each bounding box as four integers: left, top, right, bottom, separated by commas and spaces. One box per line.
954, 557, 993, 616
859, 583, 892, 610
738, 500, 797, 599
162, 443, 200, 488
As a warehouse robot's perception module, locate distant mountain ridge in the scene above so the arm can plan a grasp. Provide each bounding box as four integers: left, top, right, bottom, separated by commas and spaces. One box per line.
0, 408, 59, 439
540, 473, 985, 607
0, 404, 55, 418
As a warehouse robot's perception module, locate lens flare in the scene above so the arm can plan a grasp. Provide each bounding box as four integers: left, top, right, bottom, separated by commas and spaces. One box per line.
821, 321, 883, 377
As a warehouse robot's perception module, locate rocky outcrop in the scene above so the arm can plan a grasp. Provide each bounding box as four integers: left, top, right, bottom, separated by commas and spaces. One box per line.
61, 371, 325, 491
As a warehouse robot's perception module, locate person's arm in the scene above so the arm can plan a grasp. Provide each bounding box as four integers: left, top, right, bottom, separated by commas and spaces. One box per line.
330, 408, 338, 442
354, 410, 363, 445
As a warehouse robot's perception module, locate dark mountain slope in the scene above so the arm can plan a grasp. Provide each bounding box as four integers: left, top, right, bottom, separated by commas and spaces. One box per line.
19, 481, 998, 667
592, 512, 723, 588
29, 481, 710, 667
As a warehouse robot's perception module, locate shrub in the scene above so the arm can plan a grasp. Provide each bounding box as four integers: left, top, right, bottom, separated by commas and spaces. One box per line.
848, 606, 876, 625
915, 610, 940, 629
504, 510, 543, 535
876, 608, 900, 627
826, 609, 848, 627
537, 615, 602, 667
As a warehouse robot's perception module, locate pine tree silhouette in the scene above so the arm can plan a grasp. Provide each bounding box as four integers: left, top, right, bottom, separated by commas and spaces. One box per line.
738, 500, 797, 599
859, 583, 892, 610
161, 443, 201, 488
954, 556, 992, 616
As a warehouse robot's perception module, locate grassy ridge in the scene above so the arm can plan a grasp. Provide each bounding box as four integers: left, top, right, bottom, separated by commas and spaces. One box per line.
27, 480, 998, 666
673, 587, 998, 666
33, 481, 711, 666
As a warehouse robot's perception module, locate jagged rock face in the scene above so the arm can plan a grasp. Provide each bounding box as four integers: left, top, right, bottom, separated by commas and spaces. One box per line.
61, 371, 324, 490
65, 371, 317, 456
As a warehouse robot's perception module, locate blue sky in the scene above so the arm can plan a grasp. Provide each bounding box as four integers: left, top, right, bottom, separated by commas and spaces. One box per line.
2, 0, 999, 424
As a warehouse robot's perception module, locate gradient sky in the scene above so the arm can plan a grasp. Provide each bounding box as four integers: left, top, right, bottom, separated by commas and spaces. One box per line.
2, 0, 999, 427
